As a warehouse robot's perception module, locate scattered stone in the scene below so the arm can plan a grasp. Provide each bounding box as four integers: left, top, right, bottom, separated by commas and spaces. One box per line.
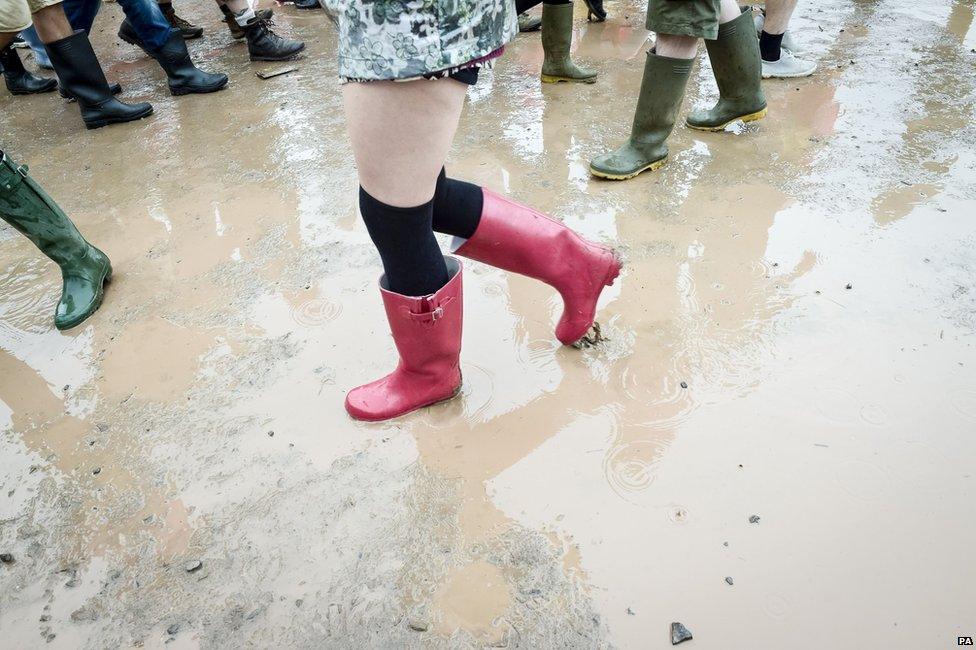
46, 634, 56, 643
39, 615, 51, 622
680, 381, 688, 389
407, 619, 429, 632
627, 607, 635, 615
671, 621, 693, 645
0, 553, 13, 563
183, 560, 202, 573
725, 576, 734, 586
749, 515, 761, 524
845, 283, 853, 290
723, 541, 729, 547
92, 467, 101, 475
267, 430, 274, 437
166, 623, 180, 636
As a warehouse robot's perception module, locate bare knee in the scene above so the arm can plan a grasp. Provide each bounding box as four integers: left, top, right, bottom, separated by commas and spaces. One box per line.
718, 0, 742, 24
32, 4, 72, 42
654, 34, 698, 59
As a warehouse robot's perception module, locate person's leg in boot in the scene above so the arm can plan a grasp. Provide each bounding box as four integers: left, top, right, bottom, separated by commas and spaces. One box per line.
541, 0, 596, 83
34, 3, 153, 128
157, 0, 202, 39
215, 0, 271, 40
757, 0, 815, 78
0, 150, 112, 330
343, 79, 465, 422
589, 33, 695, 179
1, 38, 57, 94
223, 0, 303, 61
685, 0, 766, 131
53, 0, 127, 99
19, 26, 53, 68
116, 0, 227, 95
432, 168, 621, 345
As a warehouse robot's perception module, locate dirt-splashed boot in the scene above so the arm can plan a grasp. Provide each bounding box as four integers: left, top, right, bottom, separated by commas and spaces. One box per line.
159, 1, 204, 39
540, 3, 597, 84
219, 3, 273, 39
1, 44, 57, 95
686, 9, 767, 131
345, 257, 464, 421
453, 190, 620, 345
242, 16, 305, 61
0, 152, 112, 330
590, 52, 692, 180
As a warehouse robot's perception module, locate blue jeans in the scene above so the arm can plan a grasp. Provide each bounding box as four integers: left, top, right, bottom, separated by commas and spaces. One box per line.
23, 0, 171, 55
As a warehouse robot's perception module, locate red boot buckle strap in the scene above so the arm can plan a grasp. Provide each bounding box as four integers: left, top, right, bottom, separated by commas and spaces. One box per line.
402, 295, 454, 323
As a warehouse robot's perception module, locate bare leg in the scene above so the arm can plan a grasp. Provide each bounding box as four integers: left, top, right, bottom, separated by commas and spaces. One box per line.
655, 34, 698, 59
762, 0, 798, 34
343, 79, 467, 207
31, 4, 74, 42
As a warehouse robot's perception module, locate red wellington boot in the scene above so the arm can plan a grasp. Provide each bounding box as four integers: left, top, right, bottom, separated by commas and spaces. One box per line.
345, 257, 464, 421
453, 189, 622, 346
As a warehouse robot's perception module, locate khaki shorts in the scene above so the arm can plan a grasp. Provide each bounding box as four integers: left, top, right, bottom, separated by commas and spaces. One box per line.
646, 0, 723, 40
0, 0, 61, 33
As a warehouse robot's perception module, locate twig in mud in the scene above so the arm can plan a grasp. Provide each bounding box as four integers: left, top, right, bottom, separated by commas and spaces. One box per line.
572, 322, 606, 349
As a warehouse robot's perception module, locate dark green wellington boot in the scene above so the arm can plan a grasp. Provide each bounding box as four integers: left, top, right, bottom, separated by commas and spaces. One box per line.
0, 152, 112, 330
541, 3, 597, 84
685, 9, 766, 132
590, 53, 692, 180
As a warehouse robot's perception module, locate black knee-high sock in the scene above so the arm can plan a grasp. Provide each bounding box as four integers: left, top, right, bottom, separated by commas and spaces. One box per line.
359, 187, 449, 296
431, 168, 483, 239
516, 0, 568, 14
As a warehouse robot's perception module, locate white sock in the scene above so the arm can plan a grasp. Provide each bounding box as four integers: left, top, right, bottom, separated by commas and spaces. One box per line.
234, 8, 255, 26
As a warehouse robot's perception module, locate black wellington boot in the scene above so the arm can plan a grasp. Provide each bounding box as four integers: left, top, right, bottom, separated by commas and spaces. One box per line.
59, 82, 122, 100
45, 32, 153, 129
147, 30, 228, 95
1, 45, 58, 95
243, 17, 305, 61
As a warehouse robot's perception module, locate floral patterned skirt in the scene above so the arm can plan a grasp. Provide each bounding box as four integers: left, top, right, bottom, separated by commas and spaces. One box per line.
321, 0, 518, 82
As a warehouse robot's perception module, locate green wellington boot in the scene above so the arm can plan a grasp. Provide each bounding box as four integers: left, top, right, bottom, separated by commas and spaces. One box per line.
0, 152, 112, 330
541, 3, 597, 84
590, 53, 692, 180
686, 9, 767, 132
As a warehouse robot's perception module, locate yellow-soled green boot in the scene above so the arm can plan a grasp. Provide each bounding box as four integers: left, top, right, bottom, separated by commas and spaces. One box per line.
590, 52, 692, 180
686, 9, 767, 131
0, 151, 112, 330
541, 3, 597, 84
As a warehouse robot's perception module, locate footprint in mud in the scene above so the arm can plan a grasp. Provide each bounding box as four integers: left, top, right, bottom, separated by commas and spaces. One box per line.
291, 298, 342, 327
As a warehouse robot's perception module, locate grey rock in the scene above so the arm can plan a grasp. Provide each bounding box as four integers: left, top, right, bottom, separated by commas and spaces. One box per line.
749, 515, 760, 524
671, 621, 693, 645
167, 623, 180, 636
0, 553, 13, 563
184, 560, 202, 573
725, 576, 734, 586
407, 619, 429, 632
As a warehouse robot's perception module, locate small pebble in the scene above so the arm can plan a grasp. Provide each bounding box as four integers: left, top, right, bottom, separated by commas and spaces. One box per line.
671, 621, 693, 645
749, 515, 761, 524
0, 553, 13, 563
267, 430, 274, 437
725, 576, 734, 586
845, 283, 853, 290
680, 381, 688, 389
92, 467, 101, 475
184, 560, 202, 573
407, 619, 429, 632
166, 623, 180, 636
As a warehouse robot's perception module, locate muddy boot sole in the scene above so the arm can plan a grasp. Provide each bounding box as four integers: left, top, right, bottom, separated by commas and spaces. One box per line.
541, 73, 597, 84
590, 155, 668, 181
249, 46, 305, 62
84, 105, 154, 130
170, 79, 229, 96
686, 106, 767, 132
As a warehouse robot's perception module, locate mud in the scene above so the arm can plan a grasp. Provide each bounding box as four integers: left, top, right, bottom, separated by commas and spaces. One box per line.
2, 0, 975, 647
